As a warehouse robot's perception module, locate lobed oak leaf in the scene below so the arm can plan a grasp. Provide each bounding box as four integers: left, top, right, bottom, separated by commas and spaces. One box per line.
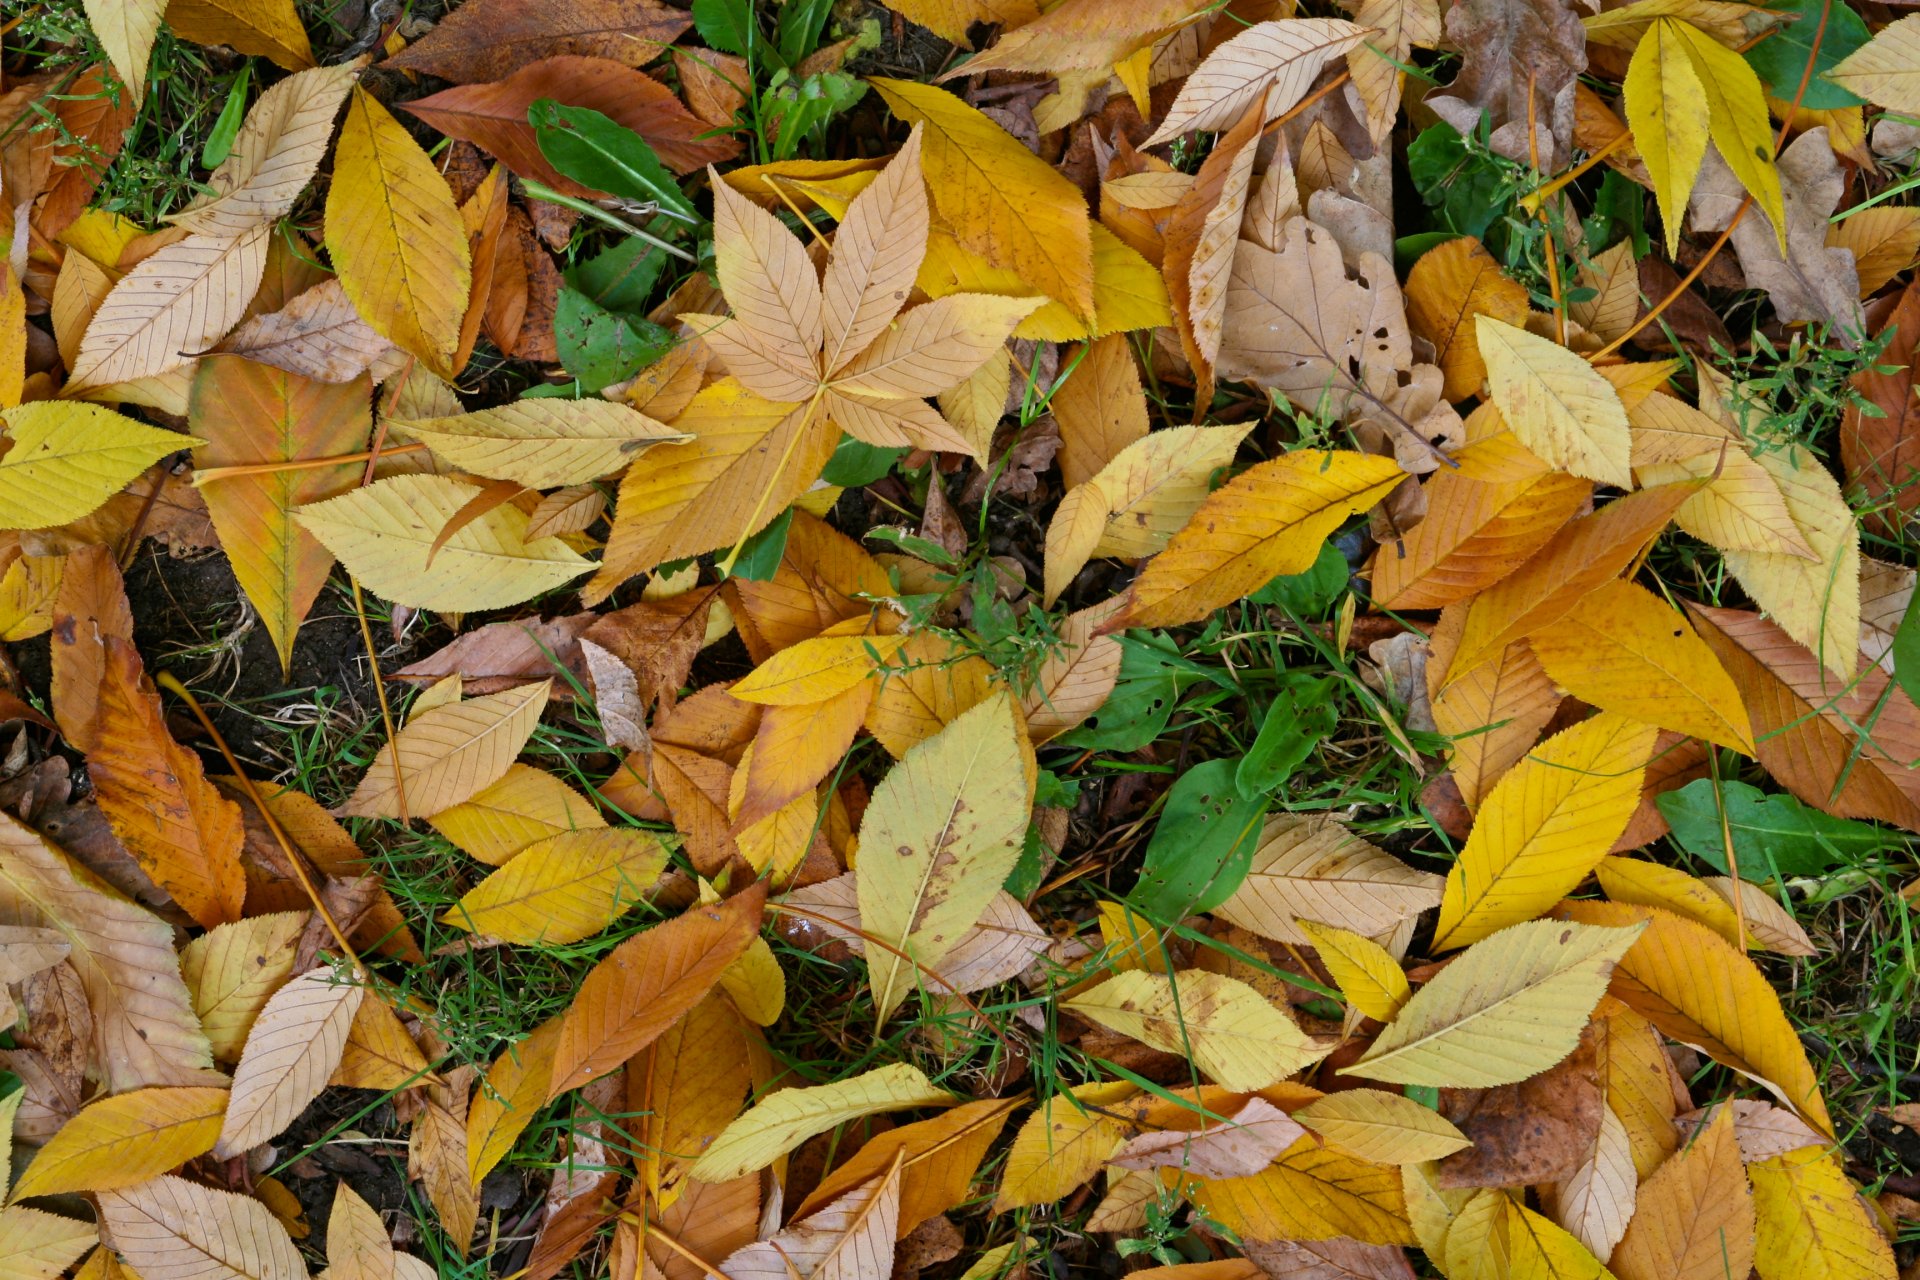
1424, 0, 1586, 172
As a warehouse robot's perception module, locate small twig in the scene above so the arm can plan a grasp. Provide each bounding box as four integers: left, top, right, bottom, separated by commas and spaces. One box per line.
1706, 748, 1750, 953
193, 442, 429, 485
521, 180, 697, 261
1259, 71, 1351, 141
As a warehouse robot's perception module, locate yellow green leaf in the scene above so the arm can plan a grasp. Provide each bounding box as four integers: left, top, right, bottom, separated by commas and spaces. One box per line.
689, 1063, 954, 1183
732, 633, 910, 707
1668, 18, 1787, 253
1433, 711, 1659, 950
993, 1081, 1137, 1212
1062, 969, 1327, 1090
1475, 315, 1633, 487
0, 402, 198, 530
1348, 918, 1646, 1088
1294, 1089, 1472, 1164
428, 763, 607, 866
393, 399, 687, 488
444, 828, 668, 945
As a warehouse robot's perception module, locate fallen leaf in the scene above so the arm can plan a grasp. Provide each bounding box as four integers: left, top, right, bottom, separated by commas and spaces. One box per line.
1064, 968, 1326, 1089
443, 828, 666, 944
339, 679, 551, 820
384, 0, 694, 83
98, 1175, 304, 1280
690, 1061, 953, 1183
214, 968, 363, 1158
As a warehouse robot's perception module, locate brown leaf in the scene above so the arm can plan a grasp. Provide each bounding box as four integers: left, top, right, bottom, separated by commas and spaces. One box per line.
411, 1065, 479, 1255
1436, 1028, 1603, 1188
1425, 0, 1586, 172
384, 0, 694, 83
1240, 1237, 1416, 1280
404, 57, 737, 194
39, 67, 135, 240
1609, 1103, 1755, 1280
580, 586, 718, 706
1842, 279, 1920, 537
393, 615, 598, 695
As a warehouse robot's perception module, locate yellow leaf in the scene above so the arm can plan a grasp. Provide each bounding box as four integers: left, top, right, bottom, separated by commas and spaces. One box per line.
467, 1017, 560, 1188
1062, 969, 1326, 1090
0, 556, 66, 643
0, 1206, 97, 1280
866, 629, 996, 757
1626, 19, 1712, 258
875, 0, 1037, 43
588, 381, 838, 602
1294, 1089, 1471, 1164
1749, 1147, 1896, 1280
1296, 921, 1411, 1022
326, 87, 471, 377
0, 402, 197, 530
994, 1081, 1138, 1212
394, 399, 686, 489
719, 934, 786, 1026
65, 225, 271, 392
444, 828, 667, 945
340, 680, 551, 820
1098, 902, 1175, 975
1558, 901, 1833, 1136
323, 1183, 398, 1280
1116, 450, 1404, 629
1430, 638, 1563, 808
1825, 13, 1920, 115
857, 693, 1031, 1022
1433, 711, 1659, 950
1638, 440, 1815, 558
1372, 465, 1592, 611
551, 885, 767, 1095
1179, 1134, 1414, 1246
629, 992, 756, 1206
798, 1096, 1020, 1235
428, 763, 606, 866
1526, 579, 1754, 752
1596, 856, 1745, 948
190, 356, 370, 672
1215, 813, 1443, 945
1055, 334, 1149, 490
0, 266, 23, 410
1348, 918, 1646, 1088
295, 475, 591, 612
215, 968, 363, 1158
1569, 240, 1644, 342
1609, 1103, 1755, 1280
1504, 1196, 1615, 1279
165, 0, 314, 69
1403, 1161, 1477, 1262
179, 911, 305, 1062
1475, 315, 1632, 487
11, 1087, 228, 1199
1669, 19, 1787, 252
331, 993, 431, 1092
731, 633, 910, 706
170, 63, 357, 237
1405, 237, 1533, 402
871, 79, 1095, 322
690, 1062, 954, 1183
1828, 205, 1920, 297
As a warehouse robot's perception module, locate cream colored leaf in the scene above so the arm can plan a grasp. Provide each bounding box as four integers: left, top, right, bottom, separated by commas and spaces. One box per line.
831, 293, 1039, 398
1145, 19, 1373, 144
1718, 444, 1860, 681
11, 1087, 228, 1199
719, 1160, 901, 1280
1825, 14, 1920, 114
319, 1183, 393, 1280
1476, 315, 1632, 487
0, 1207, 97, 1280
179, 912, 306, 1063
0, 402, 195, 530
172, 63, 358, 237
1293, 1089, 1472, 1164
443, 828, 667, 945
689, 1063, 953, 1183
1348, 918, 1645, 1088
394, 399, 686, 488
710, 171, 824, 389
1063, 969, 1326, 1089
326, 87, 471, 377
82, 0, 164, 95
339, 679, 551, 820
1215, 813, 1442, 945
214, 968, 363, 1158
1547, 1106, 1637, 1263
216, 279, 398, 384
99, 1175, 305, 1280
1110, 1097, 1308, 1180
822, 127, 929, 373
295, 475, 591, 613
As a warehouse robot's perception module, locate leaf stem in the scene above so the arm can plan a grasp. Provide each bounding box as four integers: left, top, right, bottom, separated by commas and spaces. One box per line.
192, 442, 430, 484
521, 180, 698, 261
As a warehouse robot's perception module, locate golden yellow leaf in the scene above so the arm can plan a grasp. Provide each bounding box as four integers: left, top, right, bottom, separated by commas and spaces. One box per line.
467, 1017, 560, 1188
1568, 240, 1643, 342
1405, 238, 1532, 402
296, 475, 591, 613
11, 1087, 227, 1199
1626, 18, 1712, 258
866, 630, 996, 757
1402, 1161, 1477, 1262
171, 63, 357, 237
1062, 969, 1326, 1089
1749, 1146, 1895, 1280
322, 1182, 398, 1280
994, 1081, 1137, 1212
331, 993, 431, 1092
798, 1096, 1020, 1236
0, 402, 197, 530
1430, 638, 1562, 808
1348, 918, 1646, 1088
1596, 856, 1745, 948
690, 1062, 954, 1183
1116, 450, 1404, 628
0, 554, 61, 643
179, 911, 305, 1062
1527, 579, 1754, 752
1054, 334, 1148, 490
429, 763, 607, 866
731, 633, 910, 706
871, 79, 1095, 322
1828, 205, 1920, 296
165, 0, 314, 69
551, 885, 767, 1096
339, 679, 551, 820
1476, 315, 1632, 487
444, 828, 667, 945
1433, 712, 1659, 950
1638, 444, 1814, 561
1454, 1194, 1615, 1280
1609, 1103, 1755, 1280
215, 968, 364, 1158
1557, 901, 1833, 1136
326, 86, 471, 377
1296, 921, 1411, 1022
1371, 464, 1591, 611
1179, 1134, 1414, 1246
1294, 1089, 1470, 1165
1215, 813, 1443, 945
407, 1069, 475, 1257
64, 224, 270, 392
394, 399, 686, 489
857, 693, 1031, 1022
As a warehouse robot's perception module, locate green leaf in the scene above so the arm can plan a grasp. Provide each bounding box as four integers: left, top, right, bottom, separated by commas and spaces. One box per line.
571, 239, 667, 314
725, 508, 794, 581
1236, 677, 1338, 798
1249, 540, 1349, 616
555, 288, 674, 394
777, 0, 836, 65
202, 65, 250, 169
1052, 636, 1202, 752
1408, 122, 1510, 243
820, 434, 906, 487
1129, 758, 1267, 922
530, 101, 699, 222
693, 0, 755, 57
1746, 0, 1870, 110
1892, 578, 1920, 712
1656, 778, 1896, 878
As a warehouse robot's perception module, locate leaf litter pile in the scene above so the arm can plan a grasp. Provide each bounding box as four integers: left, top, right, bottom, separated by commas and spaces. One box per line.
4, 0, 1920, 1275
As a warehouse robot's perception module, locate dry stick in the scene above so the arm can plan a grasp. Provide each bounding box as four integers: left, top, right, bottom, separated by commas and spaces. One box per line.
1526, 70, 1569, 346
1589, 0, 1833, 361
192, 442, 430, 485
620, 1220, 730, 1280
1259, 70, 1352, 141
154, 672, 367, 976
351, 400, 411, 824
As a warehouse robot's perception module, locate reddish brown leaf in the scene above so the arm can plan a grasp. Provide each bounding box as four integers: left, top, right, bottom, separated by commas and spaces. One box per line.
1842, 279, 1920, 538
384, 0, 694, 83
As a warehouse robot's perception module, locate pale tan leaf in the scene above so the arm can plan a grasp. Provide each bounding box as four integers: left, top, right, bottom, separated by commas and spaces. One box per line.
1145, 19, 1373, 144
1214, 813, 1442, 945
179, 911, 306, 1062
339, 679, 551, 820
216, 280, 398, 384
821, 126, 928, 373
1545, 1106, 1637, 1263
99, 1175, 305, 1280
214, 968, 364, 1158
718, 1159, 901, 1280
1111, 1097, 1308, 1179
171, 63, 358, 237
